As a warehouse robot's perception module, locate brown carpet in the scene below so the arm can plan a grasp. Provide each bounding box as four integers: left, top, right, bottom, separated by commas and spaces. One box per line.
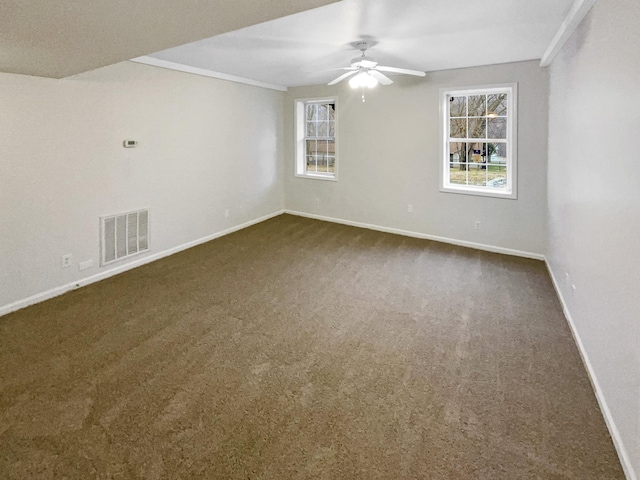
0, 214, 624, 479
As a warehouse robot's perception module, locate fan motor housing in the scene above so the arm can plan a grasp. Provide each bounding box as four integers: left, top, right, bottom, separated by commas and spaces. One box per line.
351, 55, 377, 68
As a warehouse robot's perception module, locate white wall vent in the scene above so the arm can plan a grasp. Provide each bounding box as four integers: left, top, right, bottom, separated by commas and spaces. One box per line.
100, 208, 149, 266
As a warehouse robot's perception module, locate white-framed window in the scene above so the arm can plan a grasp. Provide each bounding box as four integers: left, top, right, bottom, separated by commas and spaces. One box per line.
295, 97, 337, 180
439, 83, 517, 198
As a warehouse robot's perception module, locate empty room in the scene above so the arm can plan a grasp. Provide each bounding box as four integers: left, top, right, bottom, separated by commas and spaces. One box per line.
1, 0, 638, 478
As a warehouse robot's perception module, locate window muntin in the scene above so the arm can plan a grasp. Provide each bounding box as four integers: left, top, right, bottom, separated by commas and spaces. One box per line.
440, 84, 517, 198
295, 98, 337, 180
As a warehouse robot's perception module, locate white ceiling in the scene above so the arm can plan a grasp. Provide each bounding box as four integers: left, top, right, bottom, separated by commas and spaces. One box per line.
143, 0, 576, 88
0, 0, 338, 78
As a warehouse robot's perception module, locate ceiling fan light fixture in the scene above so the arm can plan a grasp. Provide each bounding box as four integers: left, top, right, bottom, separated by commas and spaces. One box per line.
349, 70, 378, 89
327, 41, 424, 88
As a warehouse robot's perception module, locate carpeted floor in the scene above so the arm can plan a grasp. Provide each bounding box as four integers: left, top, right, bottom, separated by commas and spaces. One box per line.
0, 214, 624, 479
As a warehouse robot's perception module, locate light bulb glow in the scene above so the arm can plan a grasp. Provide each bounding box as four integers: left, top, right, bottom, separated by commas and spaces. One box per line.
349, 70, 378, 89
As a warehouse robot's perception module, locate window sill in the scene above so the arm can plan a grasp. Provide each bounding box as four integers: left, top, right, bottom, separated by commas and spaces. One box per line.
295, 173, 338, 182
440, 185, 517, 199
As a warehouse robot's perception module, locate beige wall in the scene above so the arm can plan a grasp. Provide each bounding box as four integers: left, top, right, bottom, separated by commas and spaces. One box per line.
547, 0, 640, 477
284, 61, 548, 256
0, 61, 285, 311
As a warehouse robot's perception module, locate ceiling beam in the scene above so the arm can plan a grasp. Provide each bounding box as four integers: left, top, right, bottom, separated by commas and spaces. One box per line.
540, 0, 598, 67
131, 56, 288, 91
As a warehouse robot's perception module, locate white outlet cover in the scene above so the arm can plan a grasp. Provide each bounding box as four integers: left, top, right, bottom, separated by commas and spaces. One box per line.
61, 254, 72, 268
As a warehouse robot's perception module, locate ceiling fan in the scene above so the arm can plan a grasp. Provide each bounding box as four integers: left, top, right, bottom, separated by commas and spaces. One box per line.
328, 41, 426, 89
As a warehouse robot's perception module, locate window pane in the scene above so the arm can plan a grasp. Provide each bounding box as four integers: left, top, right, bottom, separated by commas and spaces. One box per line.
487, 142, 507, 164
449, 96, 466, 117
487, 143, 506, 165
317, 120, 328, 137
468, 169, 487, 187
317, 140, 327, 156
467, 142, 487, 187
327, 156, 336, 173
449, 165, 467, 185
487, 164, 508, 189
306, 156, 316, 173
317, 140, 335, 173
306, 121, 317, 137
450, 118, 466, 138
306, 139, 317, 155
317, 140, 328, 172
449, 142, 468, 184
327, 139, 335, 156
306, 103, 317, 121
488, 118, 506, 139
326, 104, 335, 126
317, 104, 327, 120
306, 137, 318, 173
468, 117, 486, 138
488, 93, 507, 116
305, 139, 335, 174
468, 95, 486, 116
306, 103, 336, 138
487, 140, 507, 188
449, 141, 466, 164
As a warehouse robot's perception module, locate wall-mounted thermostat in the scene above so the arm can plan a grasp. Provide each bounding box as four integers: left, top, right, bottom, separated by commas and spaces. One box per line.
123, 139, 138, 148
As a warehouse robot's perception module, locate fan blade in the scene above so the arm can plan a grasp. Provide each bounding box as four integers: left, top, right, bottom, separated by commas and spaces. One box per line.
328, 70, 357, 86
370, 70, 393, 85
377, 65, 426, 77
318, 67, 357, 73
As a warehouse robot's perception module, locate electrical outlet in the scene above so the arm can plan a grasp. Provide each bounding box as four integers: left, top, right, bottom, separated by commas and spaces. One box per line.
224, 209, 229, 218
315, 198, 320, 207
407, 204, 413, 213
474, 221, 481, 230
61, 254, 72, 268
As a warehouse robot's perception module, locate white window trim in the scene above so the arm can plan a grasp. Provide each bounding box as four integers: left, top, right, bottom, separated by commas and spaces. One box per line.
295, 97, 338, 181
439, 83, 518, 199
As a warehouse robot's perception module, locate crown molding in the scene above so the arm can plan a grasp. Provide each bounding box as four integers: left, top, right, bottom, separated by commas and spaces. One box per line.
540, 0, 598, 67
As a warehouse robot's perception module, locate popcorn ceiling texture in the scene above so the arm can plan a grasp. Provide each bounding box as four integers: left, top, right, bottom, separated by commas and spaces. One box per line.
0, 215, 624, 479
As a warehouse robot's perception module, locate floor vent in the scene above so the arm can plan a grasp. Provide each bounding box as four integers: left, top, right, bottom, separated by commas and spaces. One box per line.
100, 209, 149, 266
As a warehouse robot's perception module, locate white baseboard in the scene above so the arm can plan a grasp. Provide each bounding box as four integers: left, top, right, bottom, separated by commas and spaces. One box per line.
0, 209, 543, 316
284, 210, 545, 261
546, 261, 637, 480
0, 210, 285, 318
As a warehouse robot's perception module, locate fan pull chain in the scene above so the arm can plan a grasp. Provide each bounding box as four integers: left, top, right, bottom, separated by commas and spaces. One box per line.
361, 86, 366, 102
